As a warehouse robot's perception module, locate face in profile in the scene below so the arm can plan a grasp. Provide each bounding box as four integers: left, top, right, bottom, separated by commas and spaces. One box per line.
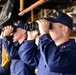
49, 22, 64, 41
13, 28, 25, 41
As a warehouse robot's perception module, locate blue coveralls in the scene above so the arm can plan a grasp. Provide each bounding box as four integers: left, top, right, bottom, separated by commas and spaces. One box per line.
18, 34, 76, 75
3, 36, 36, 75
0, 38, 10, 75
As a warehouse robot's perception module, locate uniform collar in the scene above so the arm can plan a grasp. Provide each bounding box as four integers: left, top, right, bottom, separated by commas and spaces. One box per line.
58, 39, 75, 51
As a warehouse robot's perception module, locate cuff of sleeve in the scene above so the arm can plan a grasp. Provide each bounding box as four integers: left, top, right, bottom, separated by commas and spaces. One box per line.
39, 34, 52, 41
3, 36, 12, 41
24, 40, 36, 47
0, 38, 2, 44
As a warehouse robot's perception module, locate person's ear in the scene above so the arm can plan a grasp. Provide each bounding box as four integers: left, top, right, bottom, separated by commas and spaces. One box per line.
62, 26, 69, 35
22, 29, 26, 34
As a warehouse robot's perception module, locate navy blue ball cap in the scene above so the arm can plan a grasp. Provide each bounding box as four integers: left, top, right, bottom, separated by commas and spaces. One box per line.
13, 20, 27, 29
45, 11, 73, 30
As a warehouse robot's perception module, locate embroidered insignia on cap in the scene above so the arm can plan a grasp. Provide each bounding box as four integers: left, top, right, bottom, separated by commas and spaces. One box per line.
50, 15, 56, 18
50, 12, 59, 18
14, 20, 20, 26
14, 23, 18, 26
18, 20, 20, 24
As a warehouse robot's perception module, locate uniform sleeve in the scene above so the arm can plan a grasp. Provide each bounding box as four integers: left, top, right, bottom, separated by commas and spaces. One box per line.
18, 40, 40, 67
0, 38, 10, 75
0, 38, 2, 64
3, 36, 20, 59
39, 34, 76, 73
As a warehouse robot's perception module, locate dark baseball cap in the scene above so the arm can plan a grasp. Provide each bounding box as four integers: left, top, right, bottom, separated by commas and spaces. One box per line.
45, 11, 73, 30
13, 20, 27, 29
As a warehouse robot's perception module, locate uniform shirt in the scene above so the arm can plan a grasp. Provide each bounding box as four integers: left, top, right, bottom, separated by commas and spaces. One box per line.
18, 34, 76, 75
3, 36, 36, 75
0, 38, 10, 75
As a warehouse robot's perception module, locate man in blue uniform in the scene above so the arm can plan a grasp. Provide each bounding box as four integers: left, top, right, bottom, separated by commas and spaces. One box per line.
18, 12, 76, 75
2, 20, 36, 75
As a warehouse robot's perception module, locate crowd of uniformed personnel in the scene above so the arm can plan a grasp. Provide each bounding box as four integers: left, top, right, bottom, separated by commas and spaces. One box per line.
0, 11, 76, 75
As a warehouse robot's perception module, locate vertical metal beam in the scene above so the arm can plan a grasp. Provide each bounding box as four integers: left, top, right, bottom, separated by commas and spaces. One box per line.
31, 9, 34, 22
44, 9, 47, 17
40, 9, 43, 18
20, 0, 24, 11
